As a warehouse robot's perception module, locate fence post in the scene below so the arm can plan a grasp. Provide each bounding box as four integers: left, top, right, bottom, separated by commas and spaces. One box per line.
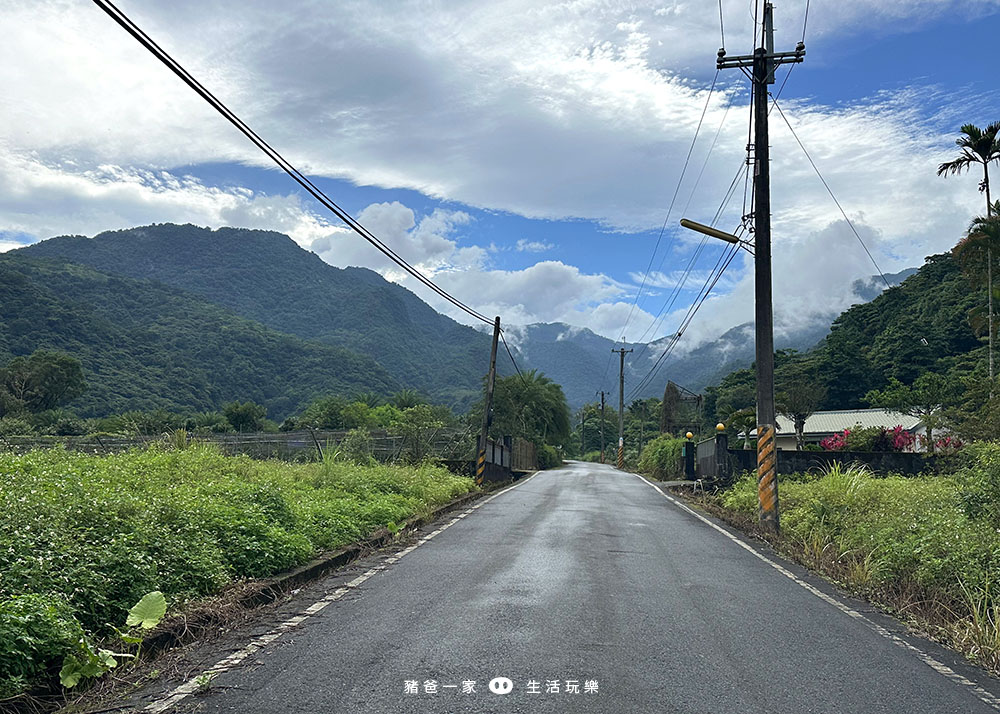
684, 431, 695, 478
715, 423, 730, 483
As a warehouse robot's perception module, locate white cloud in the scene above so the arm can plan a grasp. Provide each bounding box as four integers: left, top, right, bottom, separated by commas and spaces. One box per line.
4, 0, 993, 236
515, 239, 554, 253
4, 0, 999, 347
0, 150, 336, 247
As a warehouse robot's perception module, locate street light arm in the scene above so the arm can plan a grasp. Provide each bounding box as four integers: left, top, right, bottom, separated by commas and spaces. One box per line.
679, 218, 740, 244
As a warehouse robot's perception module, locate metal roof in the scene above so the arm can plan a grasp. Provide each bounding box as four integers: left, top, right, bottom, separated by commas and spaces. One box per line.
773, 408, 923, 436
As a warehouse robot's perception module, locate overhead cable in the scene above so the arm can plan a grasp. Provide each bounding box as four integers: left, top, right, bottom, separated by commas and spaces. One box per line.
91, 0, 492, 325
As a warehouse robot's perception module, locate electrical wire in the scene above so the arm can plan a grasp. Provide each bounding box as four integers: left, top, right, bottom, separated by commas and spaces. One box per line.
628, 242, 740, 399
91, 0, 492, 325
771, 98, 893, 289
802, 0, 811, 43
618, 69, 720, 347
499, 330, 529, 385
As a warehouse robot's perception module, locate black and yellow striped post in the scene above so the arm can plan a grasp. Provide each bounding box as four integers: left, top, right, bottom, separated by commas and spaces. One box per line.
475, 440, 487, 485
757, 424, 778, 530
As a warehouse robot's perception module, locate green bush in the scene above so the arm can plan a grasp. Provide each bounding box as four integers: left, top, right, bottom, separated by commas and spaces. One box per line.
0, 446, 474, 697
719, 460, 1000, 608
339, 427, 375, 465
0, 594, 84, 698
581, 450, 603, 463
637, 434, 686, 480
957, 442, 1000, 524
537, 443, 562, 469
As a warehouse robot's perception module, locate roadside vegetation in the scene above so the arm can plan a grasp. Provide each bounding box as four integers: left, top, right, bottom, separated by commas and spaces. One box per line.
711, 446, 1000, 674
0, 445, 473, 699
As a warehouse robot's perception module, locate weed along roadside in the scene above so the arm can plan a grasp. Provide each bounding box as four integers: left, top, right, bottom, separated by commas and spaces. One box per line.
664, 446, 1000, 678
0, 443, 517, 710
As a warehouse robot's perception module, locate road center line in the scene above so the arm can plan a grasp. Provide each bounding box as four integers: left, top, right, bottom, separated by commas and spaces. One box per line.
142, 472, 540, 713
631, 472, 1000, 711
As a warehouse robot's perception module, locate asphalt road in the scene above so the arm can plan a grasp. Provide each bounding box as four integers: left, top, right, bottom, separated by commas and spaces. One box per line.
157, 461, 1000, 713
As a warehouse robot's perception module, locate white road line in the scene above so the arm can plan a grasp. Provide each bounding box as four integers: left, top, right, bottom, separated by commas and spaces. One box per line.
142, 473, 540, 713
632, 473, 1000, 711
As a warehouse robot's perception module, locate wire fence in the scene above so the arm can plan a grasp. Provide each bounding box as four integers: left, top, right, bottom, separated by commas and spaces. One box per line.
0, 428, 478, 463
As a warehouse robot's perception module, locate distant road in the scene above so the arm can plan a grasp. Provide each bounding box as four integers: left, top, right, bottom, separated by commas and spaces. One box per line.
153, 462, 1000, 714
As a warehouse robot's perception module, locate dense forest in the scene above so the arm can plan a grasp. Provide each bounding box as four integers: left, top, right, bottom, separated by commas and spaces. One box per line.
0, 254, 398, 418
704, 250, 994, 440
20, 224, 493, 409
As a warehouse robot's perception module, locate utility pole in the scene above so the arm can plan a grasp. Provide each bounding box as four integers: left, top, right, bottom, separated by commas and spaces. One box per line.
612, 348, 633, 469
599, 391, 606, 464
717, 3, 804, 532
476, 316, 501, 485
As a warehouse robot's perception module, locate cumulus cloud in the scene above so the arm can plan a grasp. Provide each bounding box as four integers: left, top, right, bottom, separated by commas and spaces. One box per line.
4, 0, 999, 346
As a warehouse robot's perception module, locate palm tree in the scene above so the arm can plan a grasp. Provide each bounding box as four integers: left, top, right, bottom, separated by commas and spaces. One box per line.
939, 123, 1000, 381
937, 122, 1000, 214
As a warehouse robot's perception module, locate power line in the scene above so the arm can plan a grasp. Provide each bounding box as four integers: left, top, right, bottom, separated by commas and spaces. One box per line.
771, 98, 892, 289
802, 0, 811, 43
618, 70, 720, 346
91, 0, 492, 325
628, 243, 740, 399
499, 330, 529, 385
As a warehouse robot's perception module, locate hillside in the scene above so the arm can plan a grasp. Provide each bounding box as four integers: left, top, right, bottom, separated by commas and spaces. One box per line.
706, 251, 986, 424
0, 254, 397, 417
20, 224, 492, 409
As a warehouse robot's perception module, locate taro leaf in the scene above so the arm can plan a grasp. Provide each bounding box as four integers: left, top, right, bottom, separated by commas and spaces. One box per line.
59, 660, 83, 689
126, 591, 167, 629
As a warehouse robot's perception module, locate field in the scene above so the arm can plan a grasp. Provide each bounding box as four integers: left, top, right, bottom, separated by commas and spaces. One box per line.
714, 446, 1000, 673
0, 445, 473, 698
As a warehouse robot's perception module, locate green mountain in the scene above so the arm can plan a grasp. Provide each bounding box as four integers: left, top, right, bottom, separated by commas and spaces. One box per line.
20, 223, 492, 409
0, 254, 397, 418
705, 251, 987, 424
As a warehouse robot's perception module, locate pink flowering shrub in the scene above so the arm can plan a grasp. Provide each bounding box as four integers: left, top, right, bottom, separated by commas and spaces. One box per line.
820, 429, 850, 451
820, 425, 916, 452
918, 434, 964, 454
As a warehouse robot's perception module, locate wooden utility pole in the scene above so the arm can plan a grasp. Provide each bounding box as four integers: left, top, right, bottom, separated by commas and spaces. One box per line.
717, 3, 804, 531
599, 390, 606, 464
476, 316, 501, 485
612, 348, 633, 469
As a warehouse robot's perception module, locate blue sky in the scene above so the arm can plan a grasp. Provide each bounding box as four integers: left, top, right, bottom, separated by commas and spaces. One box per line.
2, 0, 998, 350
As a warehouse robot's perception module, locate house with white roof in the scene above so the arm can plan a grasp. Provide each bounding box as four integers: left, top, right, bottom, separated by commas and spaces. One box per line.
760, 408, 926, 451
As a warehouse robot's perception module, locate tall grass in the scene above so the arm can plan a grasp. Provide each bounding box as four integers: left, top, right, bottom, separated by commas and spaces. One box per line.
716, 448, 1000, 673
0, 445, 473, 697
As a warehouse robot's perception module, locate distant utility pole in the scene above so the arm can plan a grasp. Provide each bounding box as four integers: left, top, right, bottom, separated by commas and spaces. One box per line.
476, 316, 501, 485
612, 348, 633, 469
599, 390, 606, 464
717, 2, 805, 531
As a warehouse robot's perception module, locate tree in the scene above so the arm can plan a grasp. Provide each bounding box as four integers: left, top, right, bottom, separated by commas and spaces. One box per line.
389, 404, 444, 463
0, 350, 86, 415
223, 401, 267, 432
940, 122, 1000, 381
392, 389, 425, 409
954, 208, 1000, 382
776, 378, 826, 450
865, 374, 957, 452
937, 122, 1000, 214
298, 395, 348, 429
481, 370, 571, 448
